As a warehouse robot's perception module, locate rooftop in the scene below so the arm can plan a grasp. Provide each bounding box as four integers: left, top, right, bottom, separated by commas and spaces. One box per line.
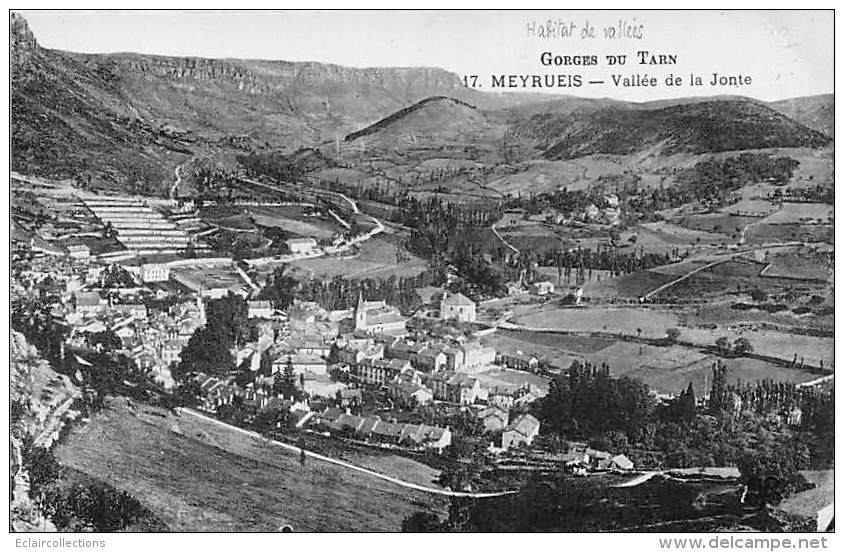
442, 292, 475, 307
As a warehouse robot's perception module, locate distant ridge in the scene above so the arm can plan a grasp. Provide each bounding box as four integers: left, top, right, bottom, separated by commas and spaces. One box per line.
510, 100, 832, 160
8, 11, 834, 192
345, 96, 478, 142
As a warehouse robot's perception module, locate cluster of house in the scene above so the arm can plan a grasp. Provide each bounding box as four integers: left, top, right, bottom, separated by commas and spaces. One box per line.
540, 193, 621, 227
333, 313, 545, 411
475, 407, 543, 451
67, 289, 208, 388
193, 372, 312, 417
309, 407, 453, 453
188, 372, 454, 453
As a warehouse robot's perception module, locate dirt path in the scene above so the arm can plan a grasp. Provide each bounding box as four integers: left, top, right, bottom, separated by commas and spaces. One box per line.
491, 223, 519, 254
178, 408, 518, 499
169, 161, 188, 200
643, 241, 804, 301
643, 257, 733, 300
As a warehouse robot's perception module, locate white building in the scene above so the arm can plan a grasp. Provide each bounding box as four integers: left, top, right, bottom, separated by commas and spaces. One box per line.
286, 237, 318, 254
66, 244, 90, 260
141, 263, 170, 283
247, 300, 273, 318
502, 414, 540, 450
440, 292, 476, 323
74, 291, 104, 315
354, 293, 407, 335
530, 281, 555, 296
460, 341, 496, 371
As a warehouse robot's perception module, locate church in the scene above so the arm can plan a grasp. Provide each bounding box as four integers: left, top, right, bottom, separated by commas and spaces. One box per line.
353, 292, 408, 336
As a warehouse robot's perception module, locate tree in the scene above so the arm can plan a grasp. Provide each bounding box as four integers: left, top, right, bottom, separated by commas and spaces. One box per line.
737, 443, 810, 505
733, 337, 753, 355
205, 293, 257, 348
23, 446, 61, 494
176, 326, 235, 378
708, 360, 731, 417
715, 336, 731, 355
274, 356, 299, 400
673, 382, 697, 424
87, 329, 122, 352
252, 408, 279, 436
402, 512, 443, 532
235, 366, 256, 388
665, 327, 680, 343
260, 264, 299, 309
749, 288, 767, 303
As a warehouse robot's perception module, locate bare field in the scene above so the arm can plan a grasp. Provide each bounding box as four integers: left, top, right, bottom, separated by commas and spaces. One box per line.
56, 399, 446, 532
677, 213, 760, 235
513, 307, 682, 339
484, 329, 820, 396
762, 250, 833, 282
656, 257, 826, 300
745, 223, 834, 244
247, 206, 338, 239
621, 355, 819, 397
474, 367, 550, 395
583, 270, 676, 299
640, 221, 731, 244
761, 203, 834, 224
721, 199, 779, 216
289, 235, 427, 280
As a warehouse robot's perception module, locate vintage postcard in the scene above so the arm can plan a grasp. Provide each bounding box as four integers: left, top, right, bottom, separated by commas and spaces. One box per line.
7, 8, 835, 537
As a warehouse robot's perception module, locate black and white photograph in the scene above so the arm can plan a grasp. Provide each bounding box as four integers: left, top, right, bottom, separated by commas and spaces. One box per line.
6, 8, 836, 536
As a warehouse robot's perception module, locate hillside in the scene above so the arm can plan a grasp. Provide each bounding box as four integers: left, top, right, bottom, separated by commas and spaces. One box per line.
9, 13, 542, 188
345, 96, 487, 141
10, 14, 188, 190
769, 94, 834, 138
510, 100, 831, 160
10, 12, 833, 192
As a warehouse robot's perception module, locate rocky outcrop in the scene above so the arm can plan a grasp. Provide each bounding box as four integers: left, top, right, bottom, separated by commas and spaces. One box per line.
10, 331, 81, 532
10, 12, 38, 66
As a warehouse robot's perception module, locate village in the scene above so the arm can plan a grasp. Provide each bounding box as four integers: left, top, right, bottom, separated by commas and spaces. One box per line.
11, 184, 647, 486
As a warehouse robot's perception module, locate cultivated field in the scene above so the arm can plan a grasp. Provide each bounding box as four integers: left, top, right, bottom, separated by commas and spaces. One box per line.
721, 199, 779, 216
474, 367, 551, 394
744, 223, 834, 244
485, 156, 634, 196
513, 306, 681, 339
639, 221, 732, 245
761, 202, 834, 225
481, 329, 820, 395
654, 257, 826, 300
289, 235, 427, 280
677, 213, 759, 235
507, 302, 833, 369
583, 271, 677, 299
619, 354, 819, 397
247, 206, 338, 239
56, 399, 446, 532
761, 250, 833, 281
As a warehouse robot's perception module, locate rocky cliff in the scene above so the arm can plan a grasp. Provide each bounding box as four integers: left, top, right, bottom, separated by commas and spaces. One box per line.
10, 331, 81, 532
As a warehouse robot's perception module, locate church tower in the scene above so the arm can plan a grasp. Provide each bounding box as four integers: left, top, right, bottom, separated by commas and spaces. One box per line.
354, 291, 366, 331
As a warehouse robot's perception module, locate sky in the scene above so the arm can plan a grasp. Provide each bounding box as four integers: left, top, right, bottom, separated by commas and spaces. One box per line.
19, 10, 834, 102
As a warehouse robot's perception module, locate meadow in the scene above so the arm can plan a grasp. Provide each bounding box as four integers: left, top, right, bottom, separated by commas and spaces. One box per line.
56, 399, 446, 532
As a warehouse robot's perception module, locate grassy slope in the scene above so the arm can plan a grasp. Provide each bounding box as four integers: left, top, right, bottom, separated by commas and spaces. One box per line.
56, 399, 446, 532
517, 101, 830, 160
